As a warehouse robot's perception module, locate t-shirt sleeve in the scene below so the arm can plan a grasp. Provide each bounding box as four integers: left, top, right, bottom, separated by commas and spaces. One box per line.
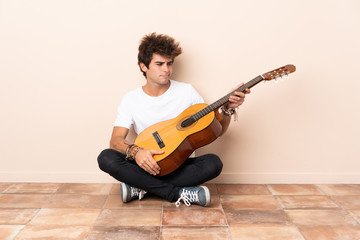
189, 85, 205, 105
113, 95, 133, 129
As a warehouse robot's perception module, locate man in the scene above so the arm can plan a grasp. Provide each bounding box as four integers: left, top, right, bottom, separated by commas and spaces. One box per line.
98, 33, 249, 207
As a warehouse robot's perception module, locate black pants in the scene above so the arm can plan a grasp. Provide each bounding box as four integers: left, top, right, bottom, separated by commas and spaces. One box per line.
97, 148, 223, 202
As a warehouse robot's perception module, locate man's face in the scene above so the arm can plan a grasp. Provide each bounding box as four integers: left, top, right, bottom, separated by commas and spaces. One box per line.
141, 53, 173, 86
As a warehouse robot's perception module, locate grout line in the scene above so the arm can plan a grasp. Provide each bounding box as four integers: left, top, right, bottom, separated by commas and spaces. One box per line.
315, 184, 360, 225
265, 184, 274, 195
99, 183, 112, 209
314, 184, 327, 196
0, 183, 14, 193
54, 182, 65, 194
266, 183, 307, 240
327, 194, 360, 225
159, 199, 164, 240
85, 183, 113, 239
215, 184, 233, 240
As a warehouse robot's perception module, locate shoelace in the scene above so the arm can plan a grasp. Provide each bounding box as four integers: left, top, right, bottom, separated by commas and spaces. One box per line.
175, 189, 200, 207
130, 187, 147, 200
138, 189, 147, 200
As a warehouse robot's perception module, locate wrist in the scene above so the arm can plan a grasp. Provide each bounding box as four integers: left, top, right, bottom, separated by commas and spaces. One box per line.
221, 105, 236, 116
125, 144, 143, 160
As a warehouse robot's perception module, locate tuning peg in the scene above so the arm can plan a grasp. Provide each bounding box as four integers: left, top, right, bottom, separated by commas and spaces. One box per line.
285, 72, 290, 79
274, 77, 279, 83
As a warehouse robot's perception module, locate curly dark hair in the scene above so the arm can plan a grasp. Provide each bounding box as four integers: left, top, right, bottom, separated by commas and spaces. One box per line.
138, 33, 182, 77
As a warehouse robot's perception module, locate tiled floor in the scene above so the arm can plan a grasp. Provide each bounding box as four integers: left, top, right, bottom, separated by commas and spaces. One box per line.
1, 183, 360, 239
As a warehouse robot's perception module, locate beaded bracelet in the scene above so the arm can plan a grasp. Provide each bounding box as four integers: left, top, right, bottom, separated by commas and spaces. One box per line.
221, 105, 236, 116
125, 144, 132, 159
221, 105, 239, 121
125, 144, 143, 160
131, 146, 141, 159
125, 144, 135, 160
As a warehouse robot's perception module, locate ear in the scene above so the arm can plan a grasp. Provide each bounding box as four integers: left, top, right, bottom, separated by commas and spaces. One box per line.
139, 62, 148, 72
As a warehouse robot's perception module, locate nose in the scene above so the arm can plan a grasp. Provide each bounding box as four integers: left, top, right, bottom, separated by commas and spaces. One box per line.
162, 64, 170, 72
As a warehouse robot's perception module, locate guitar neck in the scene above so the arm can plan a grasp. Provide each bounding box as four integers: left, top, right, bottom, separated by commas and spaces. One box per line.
192, 75, 264, 121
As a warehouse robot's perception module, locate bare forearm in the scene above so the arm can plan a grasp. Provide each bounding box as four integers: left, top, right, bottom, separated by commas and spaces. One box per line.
109, 129, 161, 175
110, 137, 131, 155
219, 113, 231, 136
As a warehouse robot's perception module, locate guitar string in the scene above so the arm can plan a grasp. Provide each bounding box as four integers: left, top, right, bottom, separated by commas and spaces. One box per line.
191, 75, 265, 121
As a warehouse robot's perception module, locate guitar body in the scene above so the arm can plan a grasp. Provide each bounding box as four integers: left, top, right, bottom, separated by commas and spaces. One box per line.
134, 103, 222, 176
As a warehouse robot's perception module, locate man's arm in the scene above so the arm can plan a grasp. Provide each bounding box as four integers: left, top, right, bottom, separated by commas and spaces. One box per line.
110, 126, 131, 154
218, 86, 251, 136
110, 126, 162, 176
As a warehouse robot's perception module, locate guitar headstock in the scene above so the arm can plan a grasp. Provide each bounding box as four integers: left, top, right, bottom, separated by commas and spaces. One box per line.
261, 64, 296, 81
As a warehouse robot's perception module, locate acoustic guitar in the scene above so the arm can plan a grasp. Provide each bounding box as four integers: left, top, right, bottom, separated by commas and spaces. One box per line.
134, 64, 296, 176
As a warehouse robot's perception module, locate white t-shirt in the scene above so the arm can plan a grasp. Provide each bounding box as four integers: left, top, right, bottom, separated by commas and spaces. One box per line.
114, 80, 204, 135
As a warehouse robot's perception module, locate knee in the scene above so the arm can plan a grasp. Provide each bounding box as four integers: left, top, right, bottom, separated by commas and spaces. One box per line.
207, 154, 223, 176
97, 148, 117, 172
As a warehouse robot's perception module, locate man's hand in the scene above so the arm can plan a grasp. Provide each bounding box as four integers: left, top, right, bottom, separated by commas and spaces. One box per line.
134, 149, 163, 176
227, 83, 251, 109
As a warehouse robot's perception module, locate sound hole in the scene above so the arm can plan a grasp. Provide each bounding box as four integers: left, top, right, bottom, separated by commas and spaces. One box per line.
181, 117, 195, 128
177, 116, 197, 131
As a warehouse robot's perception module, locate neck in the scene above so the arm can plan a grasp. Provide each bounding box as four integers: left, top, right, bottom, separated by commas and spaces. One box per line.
142, 80, 171, 97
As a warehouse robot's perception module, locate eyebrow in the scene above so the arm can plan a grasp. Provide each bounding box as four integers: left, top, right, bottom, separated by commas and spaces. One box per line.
155, 60, 173, 64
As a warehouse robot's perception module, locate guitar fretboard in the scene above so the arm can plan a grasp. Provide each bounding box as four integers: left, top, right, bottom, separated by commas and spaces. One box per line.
191, 75, 265, 121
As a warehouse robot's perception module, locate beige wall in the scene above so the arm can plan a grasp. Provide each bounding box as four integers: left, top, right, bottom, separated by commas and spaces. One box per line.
1, 0, 359, 183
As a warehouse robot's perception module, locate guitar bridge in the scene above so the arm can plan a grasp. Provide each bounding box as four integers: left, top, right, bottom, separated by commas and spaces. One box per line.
152, 131, 165, 149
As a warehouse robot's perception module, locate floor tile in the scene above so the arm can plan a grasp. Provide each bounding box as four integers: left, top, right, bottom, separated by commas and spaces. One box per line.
230, 225, 305, 240
317, 184, 360, 195
300, 227, 360, 240
3, 183, 62, 194
44, 194, 107, 209
1, 182, 360, 239
57, 183, 112, 195
331, 195, 360, 210
162, 209, 227, 226
110, 183, 121, 195
285, 209, 358, 227
88, 226, 160, 240
0, 209, 39, 224
95, 209, 161, 227
0, 183, 13, 192
0, 194, 51, 208
103, 195, 162, 209
225, 210, 291, 226
161, 226, 231, 239
29, 208, 100, 226
267, 184, 323, 195
163, 194, 221, 209
0, 225, 24, 240
203, 184, 218, 195
349, 210, 360, 223
221, 195, 281, 210
276, 195, 338, 209
217, 184, 270, 195
15, 225, 91, 239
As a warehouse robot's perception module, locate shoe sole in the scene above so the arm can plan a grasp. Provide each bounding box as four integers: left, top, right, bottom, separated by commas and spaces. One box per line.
120, 183, 128, 203
200, 186, 211, 206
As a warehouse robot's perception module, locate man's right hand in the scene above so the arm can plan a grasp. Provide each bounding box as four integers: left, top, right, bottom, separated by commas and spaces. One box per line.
134, 149, 163, 176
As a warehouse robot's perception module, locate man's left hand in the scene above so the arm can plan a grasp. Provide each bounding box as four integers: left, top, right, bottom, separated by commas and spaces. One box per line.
227, 83, 251, 109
